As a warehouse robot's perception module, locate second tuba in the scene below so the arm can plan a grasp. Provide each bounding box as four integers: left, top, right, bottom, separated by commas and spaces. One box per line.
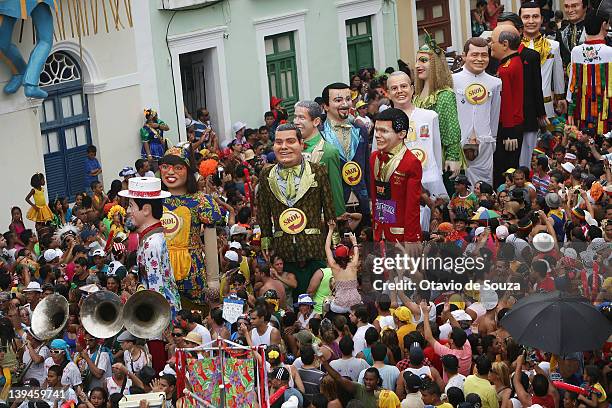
81, 290, 124, 339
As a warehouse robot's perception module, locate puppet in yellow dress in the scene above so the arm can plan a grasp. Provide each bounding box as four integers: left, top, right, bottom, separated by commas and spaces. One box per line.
25, 173, 53, 224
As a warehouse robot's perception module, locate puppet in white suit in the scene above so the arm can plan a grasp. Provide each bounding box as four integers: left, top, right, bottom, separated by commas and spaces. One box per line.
453, 38, 502, 188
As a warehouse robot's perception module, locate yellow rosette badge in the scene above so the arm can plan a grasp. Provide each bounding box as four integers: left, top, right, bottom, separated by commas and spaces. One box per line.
279, 208, 307, 235
465, 84, 488, 105
342, 161, 362, 186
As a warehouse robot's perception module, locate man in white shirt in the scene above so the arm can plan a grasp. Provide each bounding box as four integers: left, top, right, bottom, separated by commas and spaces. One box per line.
386, 71, 447, 198
350, 305, 375, 356
22, 330, 50, 386
78, 333, 112, 390
442, 354, 466, 393
329, 335, 371, 381
453, 37, 502, 188
179, 310, 212, 346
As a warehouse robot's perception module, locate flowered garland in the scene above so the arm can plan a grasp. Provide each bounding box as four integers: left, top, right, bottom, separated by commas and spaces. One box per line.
107, 205, 126, 221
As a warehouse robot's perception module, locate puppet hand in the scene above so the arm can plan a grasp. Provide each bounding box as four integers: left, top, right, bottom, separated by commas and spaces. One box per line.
445, 161, 461, 178
504, 139, 518, 152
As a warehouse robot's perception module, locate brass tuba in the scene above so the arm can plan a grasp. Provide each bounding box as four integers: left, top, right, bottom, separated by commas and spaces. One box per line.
30, 294, 69, 340
81, 291, 124, 339
122, 290, 171, 339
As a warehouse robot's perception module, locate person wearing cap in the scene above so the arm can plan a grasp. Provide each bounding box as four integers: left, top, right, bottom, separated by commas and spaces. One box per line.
393, 306, 417, 352
119, 177, 181, 316
294, 294, 317, 330
544, 192, 566, 242
566, 12, 612, 133
21, 329, 50, 386
354, 99, 373, 132
158, 144, 222, 309
294, 100, 346, 218
320, 82, 371, 224
257, 123, 335, 299
369, 107, 423, 242
44, 339, 82, 388
105, 361, 146, 397
23, 281, 43, 309
395, 343, 443, 400
506, 217, 534, 263
75, 331, 112, 389
449, 175, 479, 221
117, 331, 151, 374
268, 366, 303, 408
141, 109, 169, 165
453, 37, 502, 188
386, 71, 446, 198
401, 372, 425, 408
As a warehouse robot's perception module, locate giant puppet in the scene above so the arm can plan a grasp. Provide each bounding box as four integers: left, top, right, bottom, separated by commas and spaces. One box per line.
413, 33, 463, 195
0, 0, 55, 98
369, 108, 422, 243
320, 82, 370, 224
257, 123, 335, 298
158, 144, 222, 311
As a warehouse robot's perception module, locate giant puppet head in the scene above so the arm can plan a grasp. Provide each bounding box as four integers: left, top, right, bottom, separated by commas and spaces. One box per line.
414, 32, 453, 96
374, 108, 410, 153
159, 143, 198, 195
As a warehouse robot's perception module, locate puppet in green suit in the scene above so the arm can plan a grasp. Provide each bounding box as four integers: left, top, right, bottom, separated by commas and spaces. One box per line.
257, 123, 335, 300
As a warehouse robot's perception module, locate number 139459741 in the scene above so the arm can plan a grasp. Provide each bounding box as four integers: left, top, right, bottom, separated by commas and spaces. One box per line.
8, 388, 66, 401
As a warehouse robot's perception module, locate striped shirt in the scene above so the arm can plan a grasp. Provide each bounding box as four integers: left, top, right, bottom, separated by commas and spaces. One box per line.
532, 173, 551, 197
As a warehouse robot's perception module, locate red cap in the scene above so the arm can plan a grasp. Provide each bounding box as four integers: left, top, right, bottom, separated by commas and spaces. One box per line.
270, 96, 283, 108
334, 245, 350, 258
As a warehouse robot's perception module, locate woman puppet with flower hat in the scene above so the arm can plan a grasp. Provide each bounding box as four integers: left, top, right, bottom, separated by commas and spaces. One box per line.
413, 33, 465, 194
159, 143, 222, 311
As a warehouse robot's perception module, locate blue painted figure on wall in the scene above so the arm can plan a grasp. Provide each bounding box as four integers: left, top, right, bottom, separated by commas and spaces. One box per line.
0, 0, 56, 98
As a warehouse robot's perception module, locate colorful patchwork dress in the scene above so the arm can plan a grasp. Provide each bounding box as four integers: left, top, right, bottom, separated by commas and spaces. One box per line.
162, 192, 222, 307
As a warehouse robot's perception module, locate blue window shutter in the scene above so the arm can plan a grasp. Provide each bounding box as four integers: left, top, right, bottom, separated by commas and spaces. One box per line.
44, 154, 68, 201
66, 146, 89, 199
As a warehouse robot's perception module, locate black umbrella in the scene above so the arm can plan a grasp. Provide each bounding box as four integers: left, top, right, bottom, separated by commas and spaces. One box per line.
500, 291, 612, 355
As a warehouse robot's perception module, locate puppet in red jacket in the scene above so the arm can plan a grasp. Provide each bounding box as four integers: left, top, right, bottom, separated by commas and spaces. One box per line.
369, 108, 423, 242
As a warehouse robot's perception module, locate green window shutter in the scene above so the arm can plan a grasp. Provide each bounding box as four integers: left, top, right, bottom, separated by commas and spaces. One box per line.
346, 16, 374, 76
265, 32, 299, 118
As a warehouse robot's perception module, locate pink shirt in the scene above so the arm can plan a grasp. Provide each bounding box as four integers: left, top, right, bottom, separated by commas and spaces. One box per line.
433, 339, 472, 381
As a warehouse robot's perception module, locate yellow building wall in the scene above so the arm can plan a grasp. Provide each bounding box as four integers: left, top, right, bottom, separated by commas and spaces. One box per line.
397, 0, 417, 66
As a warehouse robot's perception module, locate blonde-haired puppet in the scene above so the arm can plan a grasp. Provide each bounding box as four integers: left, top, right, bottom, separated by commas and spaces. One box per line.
414, 33, 464, 193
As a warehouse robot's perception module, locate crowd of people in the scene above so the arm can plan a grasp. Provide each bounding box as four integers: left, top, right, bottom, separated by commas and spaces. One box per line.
1, 0, 612, 407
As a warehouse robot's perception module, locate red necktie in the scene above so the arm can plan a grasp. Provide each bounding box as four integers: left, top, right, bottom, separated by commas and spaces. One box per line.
378, 152, 390, 179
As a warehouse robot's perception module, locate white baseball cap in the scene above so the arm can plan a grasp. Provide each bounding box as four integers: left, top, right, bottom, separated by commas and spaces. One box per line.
561, 162, 575, 174
91, 249, 106, 257
43, 249, 62, 262
224, 250, 239, 263
495, 225, 509, 240
229, 241, 242, 250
